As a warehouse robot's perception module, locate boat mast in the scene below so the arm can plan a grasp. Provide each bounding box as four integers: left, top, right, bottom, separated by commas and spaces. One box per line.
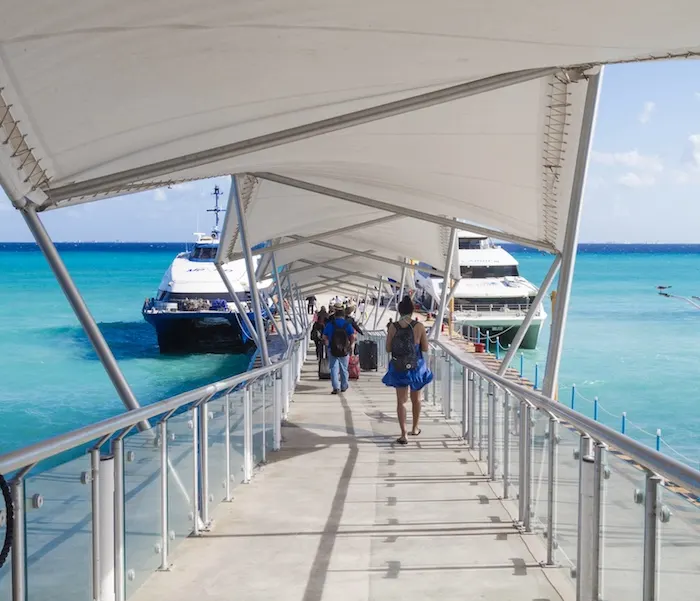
207, 185, 225, 236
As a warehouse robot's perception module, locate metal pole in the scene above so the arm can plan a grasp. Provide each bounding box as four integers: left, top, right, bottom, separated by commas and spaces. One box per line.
488, 383, 496, 479
295, 284, 308, 330
546, 416, 559, 565
224, 394, 232, 501
261, 378, 267, 463
51, 67, 560, 202
112, 438, 125, 601
497, 255, 562, 375
643, 473, 661, 601
230, 175, 271, 366
243, 387, 253, 482
468, 371, 476, 449
523, 404, 532, 532
542, 68, 603, 397
376, 283, 393, 327
576, 435, 597, 601
361, 284, 370, 322
273, 372, 282, 451
198, 404, 209, 527
394, 263, 408, 320
446, 356, 453, 419
285, 275, 300, 335
461, 365, 468, 439
432, 228, 458, 341
214, 263, 261, 348
11, 478, 26, 601
503, 391, 511, 499
271, 254, 289, 341
98, 455, 115, 601
191, 408, 200, 536
20, 206, 142, 419
478, 377, 484, 461
90, 448, 101, 601
157, 420, 169, 570
373, 276, 382, 330
518, 403, 527, 524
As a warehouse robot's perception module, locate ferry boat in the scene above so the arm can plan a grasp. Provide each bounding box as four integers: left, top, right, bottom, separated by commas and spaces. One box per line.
142, 187, 270, 353
415, 231, 546, 349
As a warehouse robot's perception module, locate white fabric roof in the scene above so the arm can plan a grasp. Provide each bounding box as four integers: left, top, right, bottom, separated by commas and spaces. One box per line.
2, 2, 700, 282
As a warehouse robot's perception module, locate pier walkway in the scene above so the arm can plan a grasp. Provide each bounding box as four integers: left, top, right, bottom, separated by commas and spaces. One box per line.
132, 352, 570, 601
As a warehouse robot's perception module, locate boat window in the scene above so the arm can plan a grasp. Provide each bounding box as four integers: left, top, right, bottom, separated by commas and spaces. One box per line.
460, 265, 519, 278
458, 238, 485, 250
191, 246, 217, 260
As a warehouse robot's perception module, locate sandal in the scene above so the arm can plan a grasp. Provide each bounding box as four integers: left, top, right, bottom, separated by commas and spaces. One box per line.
396, 436, 408, 445
408, 429, 422, 436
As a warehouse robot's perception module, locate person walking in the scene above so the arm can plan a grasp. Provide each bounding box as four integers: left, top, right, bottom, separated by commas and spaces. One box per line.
382, 296, 433, 445
322, 303, 356, 394
306, 294, 317, 314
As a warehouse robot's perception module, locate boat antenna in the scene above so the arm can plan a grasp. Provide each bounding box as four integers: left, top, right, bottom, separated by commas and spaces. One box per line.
207, 185, 225, 237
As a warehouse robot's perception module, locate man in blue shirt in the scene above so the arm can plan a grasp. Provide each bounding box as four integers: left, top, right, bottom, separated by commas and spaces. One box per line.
322, 303, 356, 394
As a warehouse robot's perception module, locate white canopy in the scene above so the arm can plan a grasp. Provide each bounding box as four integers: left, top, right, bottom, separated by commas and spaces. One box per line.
2, 2, 700, 281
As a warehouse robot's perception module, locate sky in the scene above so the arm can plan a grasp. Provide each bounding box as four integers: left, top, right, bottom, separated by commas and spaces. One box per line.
1, 61, 700, 243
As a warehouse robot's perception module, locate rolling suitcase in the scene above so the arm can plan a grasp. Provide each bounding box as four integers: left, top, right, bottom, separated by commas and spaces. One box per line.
319, 346, 331, 380
348, 354, 360, 380
358, 340, 378, 371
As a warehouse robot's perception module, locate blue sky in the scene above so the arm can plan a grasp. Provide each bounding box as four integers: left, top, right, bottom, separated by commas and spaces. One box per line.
1, 61, 700, 243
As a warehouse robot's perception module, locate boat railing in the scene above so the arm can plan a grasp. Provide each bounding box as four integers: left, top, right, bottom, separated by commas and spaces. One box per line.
0, 330, 310, 601
453, 301, 534, 314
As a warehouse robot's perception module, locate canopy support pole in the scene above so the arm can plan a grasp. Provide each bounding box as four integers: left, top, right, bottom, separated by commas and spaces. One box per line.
432, 228, 458, 341
281, 253, 361, 277
271, 254, 289, 342
48, 67, 560, 203
257, 173, 557, 253
20, 204, 144, 420
295, 284, 308, 329
214, 263, 261, 348
496, 255, 562, 376
541, 68, 603, 569
295, 261, 400, 287
542, 68, 603, 398
376, 282, 393, 327
361, 284, 370, 322
231, 175, 271, 366
374, 276, 383, 330
395, 262, 408, 320
284, 274, 301, 335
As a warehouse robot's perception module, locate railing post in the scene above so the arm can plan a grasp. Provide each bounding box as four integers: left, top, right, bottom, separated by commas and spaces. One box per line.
112, 438, 125, 601
273, 371, 282, 451
430, 349, 437, 405
224, 393, 233, 500
576, 436, 604, 601
461, 365, 468, 439
478, 377, 484, 461
446, 356, 453, 419
89, 448, 101, 601
261, 378, 267, 464
518, 402, 532, 530
198, 403, 210, 527
487, 383, 496, 479
11, 477, 27, 601
158, 420, 169, 570
191, 407, 200, 536
243, 387, 253, 483
643, 473, 661, 601
503, 391, 511, 498
468, 370, 476, 449
546, 416, 559, 565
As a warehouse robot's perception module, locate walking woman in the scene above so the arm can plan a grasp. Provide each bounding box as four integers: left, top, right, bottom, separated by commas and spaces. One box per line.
382, 296, 433, 445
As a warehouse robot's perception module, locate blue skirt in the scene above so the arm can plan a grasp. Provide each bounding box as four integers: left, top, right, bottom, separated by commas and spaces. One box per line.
382, 349, 433, 391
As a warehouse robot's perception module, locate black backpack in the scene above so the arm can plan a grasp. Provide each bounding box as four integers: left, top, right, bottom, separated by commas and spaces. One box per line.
391, 321, 418, 372
330, 318, 350, 358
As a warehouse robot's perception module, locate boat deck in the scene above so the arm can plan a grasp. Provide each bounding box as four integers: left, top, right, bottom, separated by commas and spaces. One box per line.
131, 352, 571, 601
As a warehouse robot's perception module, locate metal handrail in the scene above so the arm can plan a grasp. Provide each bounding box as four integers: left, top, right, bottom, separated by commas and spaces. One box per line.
433, 338, 700, 497
0, 335, 305, 476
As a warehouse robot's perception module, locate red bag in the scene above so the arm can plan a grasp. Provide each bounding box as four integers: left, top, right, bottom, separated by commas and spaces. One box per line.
348, 355, 360, 380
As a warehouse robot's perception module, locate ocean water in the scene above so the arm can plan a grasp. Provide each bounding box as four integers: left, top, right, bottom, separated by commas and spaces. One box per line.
0, 243, 251, 455
0, 243, 699, 466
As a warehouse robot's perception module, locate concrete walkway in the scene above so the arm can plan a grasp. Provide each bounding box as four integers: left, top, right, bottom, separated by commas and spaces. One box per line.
133, 355, 570, 601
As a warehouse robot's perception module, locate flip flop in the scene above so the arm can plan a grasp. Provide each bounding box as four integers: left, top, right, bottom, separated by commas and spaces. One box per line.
408, 429, 422, 436
396, 436, 408, 445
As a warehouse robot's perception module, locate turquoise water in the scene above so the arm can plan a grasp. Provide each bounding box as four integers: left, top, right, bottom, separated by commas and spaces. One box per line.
0, 243, 699, 467
511, 244, 700, 466
0, 243, 251, 454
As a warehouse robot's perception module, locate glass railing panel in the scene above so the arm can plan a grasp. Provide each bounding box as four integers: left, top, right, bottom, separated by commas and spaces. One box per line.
0, 494, 9, 600
599, 451, 645, 600
553, 422, 580, 573
450, 360, 463, 422
505, 393, 520, 513
265, 375, 275, 453
124, 428, 163, 598
166, 411, 195, 553
252, 380, 265, 465
658, 483, 700, 599
24, 454, 92, 601
228, 391, 246, 488
207, 394, 228, 512
530, 407, 550, 538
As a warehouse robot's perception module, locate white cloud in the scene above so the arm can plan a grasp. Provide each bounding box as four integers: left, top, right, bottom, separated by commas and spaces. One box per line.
617, 172, 656, 187
153, 188, 167, 201
591, 150, 663, 173
695, 92, 700, 101
638, 101, 655, 124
